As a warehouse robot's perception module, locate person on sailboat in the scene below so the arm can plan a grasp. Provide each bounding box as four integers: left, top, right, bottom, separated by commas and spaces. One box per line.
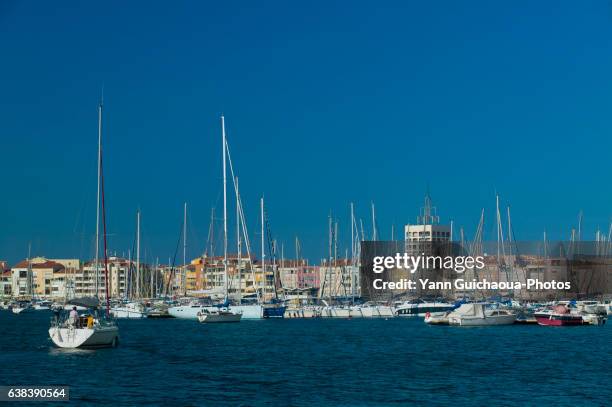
69, 306, 78, 327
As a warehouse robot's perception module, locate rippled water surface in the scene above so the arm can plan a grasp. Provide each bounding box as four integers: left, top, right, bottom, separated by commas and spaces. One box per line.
1, 311, 610, 406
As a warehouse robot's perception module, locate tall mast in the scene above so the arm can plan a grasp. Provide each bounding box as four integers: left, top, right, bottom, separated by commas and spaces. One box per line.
95, 98, 102, 298
136, 209, 140, 299
127, 249, 131, 299
100, 145, 111, 316
222, 116, 228, 300
328, 214, 332, 301
350, 203, 354, 266
261, 197, 265, 302
27, 242, 32, 297
371, 202, 377, 241
236, 177, 242, 304
183, 202, 187, 296
350, 203, 355, 301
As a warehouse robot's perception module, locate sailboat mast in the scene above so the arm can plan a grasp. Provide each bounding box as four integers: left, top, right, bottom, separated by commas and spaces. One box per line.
261, 197, 265, 302
100, 141, 111, 316
27, 242, 32, 297
183, 202, 187, 296
222, 116, 228, 300
371, 202, 377, 241
236, 177, 242, 304
95, 100, 102, 298
136, 209, 140, 299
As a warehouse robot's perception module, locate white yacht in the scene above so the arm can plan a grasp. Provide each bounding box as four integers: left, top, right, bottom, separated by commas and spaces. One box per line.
447, 303, 516, 326
395, 299, 455, 317
168, 300, 216, 319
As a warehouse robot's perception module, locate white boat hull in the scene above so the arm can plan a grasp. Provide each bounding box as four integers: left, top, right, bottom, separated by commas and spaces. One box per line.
169, 304, 263, 319
226, 304, 264, 319
12, 307, 33, 314
110, 308, 147, 319
168, 305, 213, 319
448, 314, 516, 326
360, 305, 395, 318
48, 325, 119, 348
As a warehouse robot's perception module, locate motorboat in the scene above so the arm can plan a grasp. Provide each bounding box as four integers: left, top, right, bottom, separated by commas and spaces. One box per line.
447, 303, 516, 326
534, 305, 584, 326
197, 308, 242, 323
395, 298, 455, 317
11, 301, 34, 314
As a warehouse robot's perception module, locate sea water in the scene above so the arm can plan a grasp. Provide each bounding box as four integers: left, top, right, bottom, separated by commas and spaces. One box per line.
0, 311, 610, 406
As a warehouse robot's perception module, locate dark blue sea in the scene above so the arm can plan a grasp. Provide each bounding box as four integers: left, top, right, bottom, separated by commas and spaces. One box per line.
0, 311, 610, 406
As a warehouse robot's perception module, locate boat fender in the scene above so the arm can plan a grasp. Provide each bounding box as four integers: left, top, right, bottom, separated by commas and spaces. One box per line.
425, 312, 431, 319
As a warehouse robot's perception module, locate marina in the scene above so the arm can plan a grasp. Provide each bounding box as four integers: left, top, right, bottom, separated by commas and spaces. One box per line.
3, 2, 612, 405
1, 310, 611, 405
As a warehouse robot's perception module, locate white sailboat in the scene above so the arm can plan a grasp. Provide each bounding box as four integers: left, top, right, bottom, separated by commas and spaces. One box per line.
49, 97, 119, 348
198, 116, 242, 324
110, 211, 147, 319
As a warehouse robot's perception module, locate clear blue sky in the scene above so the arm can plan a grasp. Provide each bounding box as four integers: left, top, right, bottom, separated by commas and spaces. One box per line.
1, 1, 611, 265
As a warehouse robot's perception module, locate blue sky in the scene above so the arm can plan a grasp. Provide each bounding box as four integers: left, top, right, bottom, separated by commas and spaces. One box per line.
1, 1, 611, 265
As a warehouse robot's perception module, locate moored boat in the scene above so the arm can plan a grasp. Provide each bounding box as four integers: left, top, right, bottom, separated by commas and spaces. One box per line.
197, 308, 242, 323
12, 301, 34, 314
447, 303, 516, 326
110, 301, 147, 319
395, 299, 455, 317
534, 305, 583, 326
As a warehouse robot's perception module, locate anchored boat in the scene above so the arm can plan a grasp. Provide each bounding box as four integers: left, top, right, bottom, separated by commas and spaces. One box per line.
197, 308, 242, 323
447, 303, 516, 326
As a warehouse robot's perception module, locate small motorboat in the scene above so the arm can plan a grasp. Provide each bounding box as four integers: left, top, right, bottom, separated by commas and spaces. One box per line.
197, 308, 242, 323
12, 301, 34, 314
447, 303, 516, 326
534, 305, 584, 326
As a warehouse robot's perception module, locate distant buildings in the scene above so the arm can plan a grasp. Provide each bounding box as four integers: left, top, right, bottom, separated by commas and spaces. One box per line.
0, 261, 11, 297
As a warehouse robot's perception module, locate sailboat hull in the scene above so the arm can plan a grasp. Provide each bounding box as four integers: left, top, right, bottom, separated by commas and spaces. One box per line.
49, 325, 119, 348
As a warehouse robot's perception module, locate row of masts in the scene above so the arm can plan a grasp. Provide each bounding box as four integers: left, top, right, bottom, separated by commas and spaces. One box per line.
85, 100, 610, 302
